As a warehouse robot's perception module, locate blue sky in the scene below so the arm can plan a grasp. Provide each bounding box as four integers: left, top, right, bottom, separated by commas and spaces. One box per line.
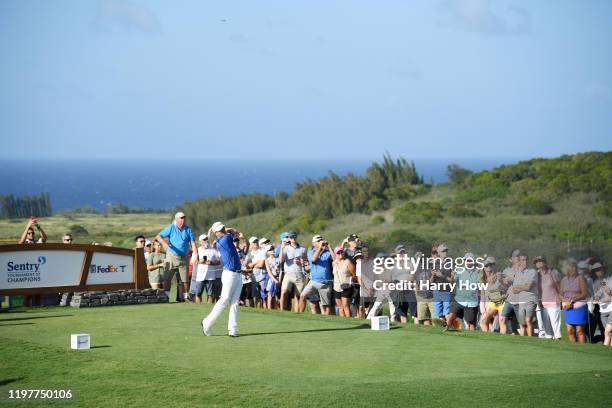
1, 0, 611, 159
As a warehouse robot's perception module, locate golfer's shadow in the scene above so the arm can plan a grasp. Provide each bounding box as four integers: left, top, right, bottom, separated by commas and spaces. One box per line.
236, 323, 399, 337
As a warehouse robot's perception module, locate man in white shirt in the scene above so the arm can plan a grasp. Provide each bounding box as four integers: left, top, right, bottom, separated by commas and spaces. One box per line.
246, 237, 268, 308
195, 234, 222, 304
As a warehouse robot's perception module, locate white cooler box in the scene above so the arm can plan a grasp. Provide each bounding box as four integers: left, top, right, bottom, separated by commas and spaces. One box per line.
371, 316, 390, 330
71, 333, 91, 350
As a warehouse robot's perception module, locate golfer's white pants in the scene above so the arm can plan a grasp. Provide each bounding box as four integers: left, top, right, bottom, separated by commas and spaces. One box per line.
539, 306, 562, 339
367, 291, 397, 319
203, 269, 243, 334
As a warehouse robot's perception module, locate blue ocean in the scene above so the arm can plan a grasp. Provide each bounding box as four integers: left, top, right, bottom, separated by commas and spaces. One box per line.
0, 158, 520, 211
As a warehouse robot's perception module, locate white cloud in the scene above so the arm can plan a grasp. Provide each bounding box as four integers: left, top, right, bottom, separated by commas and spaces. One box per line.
436, 0, 531, 36
91, 0, 161, 34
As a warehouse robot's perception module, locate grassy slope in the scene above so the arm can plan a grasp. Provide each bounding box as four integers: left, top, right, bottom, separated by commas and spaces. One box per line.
1, 305, 611, 407
0, 213, 171, 247
225, 186, 611, 261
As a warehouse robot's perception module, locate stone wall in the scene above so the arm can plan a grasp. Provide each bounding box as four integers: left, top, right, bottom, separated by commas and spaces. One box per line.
66, 289, 169, 308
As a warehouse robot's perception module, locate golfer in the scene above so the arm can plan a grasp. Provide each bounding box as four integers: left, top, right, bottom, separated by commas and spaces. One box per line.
202, 221, 245, 337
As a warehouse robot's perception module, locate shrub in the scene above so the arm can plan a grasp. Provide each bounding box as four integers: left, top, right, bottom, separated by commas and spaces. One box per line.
69, 225, 89, 236
517, 198, 554, 215
394, 202, 443, 224
447, 204, 482, 218
455, 185, 509, 204
372, 215, 385, 224
385, 229, 428, 248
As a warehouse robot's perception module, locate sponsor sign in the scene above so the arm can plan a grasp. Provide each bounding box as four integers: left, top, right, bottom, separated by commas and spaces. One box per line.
0, 251, 84, 289
86, 252, 133, 285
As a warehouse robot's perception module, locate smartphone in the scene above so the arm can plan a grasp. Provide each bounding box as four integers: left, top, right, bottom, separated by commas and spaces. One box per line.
202, 255, 207, 262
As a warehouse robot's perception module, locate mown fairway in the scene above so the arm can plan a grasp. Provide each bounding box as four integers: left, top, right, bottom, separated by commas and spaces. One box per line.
1, 304, 611, 407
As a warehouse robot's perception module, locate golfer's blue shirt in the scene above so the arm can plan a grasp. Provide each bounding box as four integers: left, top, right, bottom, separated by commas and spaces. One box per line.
216, 232, 242, 271
307, 249, 333, 283
159, 223, 195, 256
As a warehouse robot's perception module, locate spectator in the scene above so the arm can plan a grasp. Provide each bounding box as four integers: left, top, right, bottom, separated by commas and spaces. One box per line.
340, 233, 363, 318
445, 253, 480, 331
332, 246, 356, 317
134, 235, 146, 250
202, 222, 245, 337
590, 262, 606, 342
432, 243, 452, 322
146, 241, 166, 290
500, 249, 522, 335
414, 253, 435, 326
246, 237, 268, 308
300, 235, 334, 315
279, 231, 308, 312
194, 235, 222, 304
265, 245, 281, 309
535, 256, 562, 340
62, 233, 73, 244
560, 259, 589, 343
238, 237, 255, 308
578, 260, 597, 343
19, 217, 47, 244
154, 212, 198, 303
592, 264, 611, 347
144, 240, 152, 260
479, 257, 506, 332
509, 254, 539, 336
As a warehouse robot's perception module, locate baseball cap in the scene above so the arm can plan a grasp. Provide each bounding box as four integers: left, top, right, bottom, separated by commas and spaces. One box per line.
144, 239, 152, 246
577, 260, 589, 270
464, 252, 475, 260
264, 244, 274, 253
395, 244, 406, 254
334, 246, 344, 254
248, 236, 259, 244
198, 234, 208, 241
484, 256, 496, 266
259, 237, 270, 245
280, 231, 289, 240
312, 235, 324, 243
533, 255, 546, 264
375, 252, 388, 259
348, 233, 359, 242
592, 262, 603, 272
211, 221, 225, 232
175, 211, 186, 220
438, 243, 449, 252
288, 231, 297, 238
353, 251, 363, 259
511, 249, 522, 258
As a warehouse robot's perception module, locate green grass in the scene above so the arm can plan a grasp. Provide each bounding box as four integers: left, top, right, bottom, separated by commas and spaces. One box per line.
1, 305, 611, 407
0, 213, 171, 247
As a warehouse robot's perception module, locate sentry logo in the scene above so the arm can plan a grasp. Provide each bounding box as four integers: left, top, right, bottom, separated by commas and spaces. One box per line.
89, 264, 127, 273
7, 258, 45, 272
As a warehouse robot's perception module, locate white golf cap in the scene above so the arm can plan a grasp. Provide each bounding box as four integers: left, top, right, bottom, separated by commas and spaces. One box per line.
259, 237, 270, 245
312, 235, 324, 243
438, 243, 449, 252
484, 256, 496, 265
464, 252, 475, 260
248, 236, 259, 244
264, 244, 273, 252
144, 239, 152, 246
175, 211, 186, 220
198, 234, 208, 241
211, 221, 225, 232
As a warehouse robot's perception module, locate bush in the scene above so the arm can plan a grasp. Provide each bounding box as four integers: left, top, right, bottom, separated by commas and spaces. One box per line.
69, 225, 89, 236
384, 229, 428, 248
593, 201, 612, 218
517, 198, 554, 215
394, 202, 443, 224
447, 204, 482, 218
455, 185, 509, 204
372, 215, 385, 224
447, 164, 473, 185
